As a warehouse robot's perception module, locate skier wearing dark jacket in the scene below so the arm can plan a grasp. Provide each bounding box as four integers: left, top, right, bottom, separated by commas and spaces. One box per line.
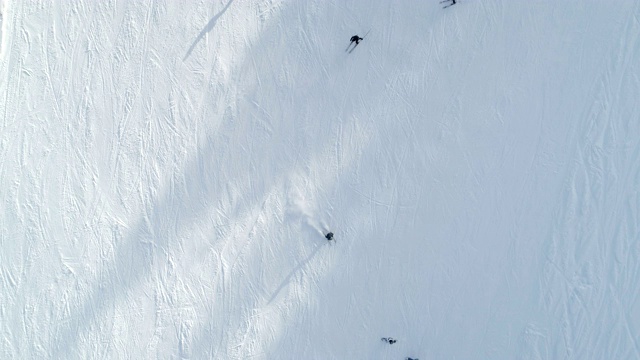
350, 35, 363, 45
441, 0, 457, 8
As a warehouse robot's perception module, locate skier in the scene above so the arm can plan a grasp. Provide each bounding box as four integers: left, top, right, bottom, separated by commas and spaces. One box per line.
440, 0, 457, 8
325, 232, 334, 241
407, 358, 420, 360
381, 337, 397, 344
350, 35, 363, 45
346, 35, 364, 52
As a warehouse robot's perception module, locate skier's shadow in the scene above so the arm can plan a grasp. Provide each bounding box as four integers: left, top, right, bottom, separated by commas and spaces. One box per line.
267, 242, 323, 305
183, 0, 234, 61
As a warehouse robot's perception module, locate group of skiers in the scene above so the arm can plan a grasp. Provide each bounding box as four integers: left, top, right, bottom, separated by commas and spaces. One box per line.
382, 338, 419, 359
323, 2, 461, 354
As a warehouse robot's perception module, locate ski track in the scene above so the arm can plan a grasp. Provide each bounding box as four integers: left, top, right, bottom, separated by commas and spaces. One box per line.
541, 3, 640, 358
0, 0, 639, 359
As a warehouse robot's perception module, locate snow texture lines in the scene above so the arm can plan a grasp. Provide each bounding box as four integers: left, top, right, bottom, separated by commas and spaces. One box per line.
541, 3, 640, 359
2, 0, 640, 359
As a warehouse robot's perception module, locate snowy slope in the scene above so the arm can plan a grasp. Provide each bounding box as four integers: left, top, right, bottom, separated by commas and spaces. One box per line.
1, 0, 639, 359
0, 0, 5, 57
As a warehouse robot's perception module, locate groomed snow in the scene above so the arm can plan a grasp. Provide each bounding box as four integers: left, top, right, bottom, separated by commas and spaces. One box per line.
1, 0, 639, 359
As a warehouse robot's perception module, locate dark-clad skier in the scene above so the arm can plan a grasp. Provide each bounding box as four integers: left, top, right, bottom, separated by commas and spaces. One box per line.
350, 35, 363, 45
440, 0, 457, 8
381, 337, 397, 344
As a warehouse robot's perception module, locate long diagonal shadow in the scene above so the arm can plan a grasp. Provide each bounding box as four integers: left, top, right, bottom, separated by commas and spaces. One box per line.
51, 95, 281, 356
267, 242, 324, 305
183, 0, 234, 61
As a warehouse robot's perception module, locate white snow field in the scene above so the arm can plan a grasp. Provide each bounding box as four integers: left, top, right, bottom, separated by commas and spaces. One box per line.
1, 0, 639, 358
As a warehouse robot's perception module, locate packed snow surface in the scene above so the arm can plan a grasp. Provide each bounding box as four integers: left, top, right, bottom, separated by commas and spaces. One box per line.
1, 0, 639, 359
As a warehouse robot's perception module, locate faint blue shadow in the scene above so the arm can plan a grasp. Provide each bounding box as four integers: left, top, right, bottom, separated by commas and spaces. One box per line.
183, 0, 234, 61
267, 243, 324, 305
